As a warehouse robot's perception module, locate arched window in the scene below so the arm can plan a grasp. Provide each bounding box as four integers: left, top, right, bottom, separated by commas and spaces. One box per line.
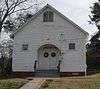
43, 11, 54, 22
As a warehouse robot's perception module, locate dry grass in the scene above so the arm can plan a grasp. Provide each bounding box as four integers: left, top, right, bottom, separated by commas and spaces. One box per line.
0, 78, 29, 89
40, 73, 100, 89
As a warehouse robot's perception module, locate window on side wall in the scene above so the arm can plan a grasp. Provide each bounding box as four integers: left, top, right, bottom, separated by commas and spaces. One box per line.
43, 11, 54, 22
69, 43, 75, 50
22, 44, 28, 50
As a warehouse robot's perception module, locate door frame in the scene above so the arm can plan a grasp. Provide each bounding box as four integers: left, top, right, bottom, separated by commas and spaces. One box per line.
37, 44, 61, 70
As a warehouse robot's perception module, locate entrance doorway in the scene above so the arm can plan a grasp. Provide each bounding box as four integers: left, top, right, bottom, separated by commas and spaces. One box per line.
37, 44, 61, 70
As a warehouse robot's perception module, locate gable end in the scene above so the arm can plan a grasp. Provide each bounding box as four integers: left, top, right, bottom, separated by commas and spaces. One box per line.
13, 4, 89, 37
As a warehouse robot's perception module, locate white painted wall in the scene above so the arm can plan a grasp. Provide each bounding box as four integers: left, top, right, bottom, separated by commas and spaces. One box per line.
12, 7, 87, 72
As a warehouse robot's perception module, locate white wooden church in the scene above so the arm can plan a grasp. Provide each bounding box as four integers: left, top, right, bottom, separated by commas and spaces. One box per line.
12, 4, 88, 77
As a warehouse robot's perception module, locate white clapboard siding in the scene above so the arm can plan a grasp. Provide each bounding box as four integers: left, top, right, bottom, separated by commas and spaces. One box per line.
12, 5, 88, 72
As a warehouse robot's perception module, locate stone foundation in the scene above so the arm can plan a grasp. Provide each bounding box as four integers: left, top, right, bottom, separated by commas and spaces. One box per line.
12, 72, 34, 78
12, 71, 86, 77
60, 72, 85, 77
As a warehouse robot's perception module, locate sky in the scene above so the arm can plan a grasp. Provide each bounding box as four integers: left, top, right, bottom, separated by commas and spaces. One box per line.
39, 0, 98, 37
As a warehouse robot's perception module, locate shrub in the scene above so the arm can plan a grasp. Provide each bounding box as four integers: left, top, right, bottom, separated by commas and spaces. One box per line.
0, 57, 12, 77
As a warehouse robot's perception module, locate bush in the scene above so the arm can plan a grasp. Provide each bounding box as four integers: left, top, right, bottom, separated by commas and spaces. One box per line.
0, 57, 12, 76
86, 52, 100, 72
86, 57, 96, 69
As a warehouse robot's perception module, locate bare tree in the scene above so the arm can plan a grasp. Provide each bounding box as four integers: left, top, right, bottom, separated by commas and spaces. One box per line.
0, 0, 33, 33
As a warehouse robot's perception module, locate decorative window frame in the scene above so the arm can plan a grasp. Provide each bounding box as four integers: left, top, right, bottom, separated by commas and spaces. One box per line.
43, 11, 54, 22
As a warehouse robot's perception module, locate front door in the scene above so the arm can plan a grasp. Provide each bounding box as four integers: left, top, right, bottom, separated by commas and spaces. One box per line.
38, 45, 61, 70
49, 48, 60, 69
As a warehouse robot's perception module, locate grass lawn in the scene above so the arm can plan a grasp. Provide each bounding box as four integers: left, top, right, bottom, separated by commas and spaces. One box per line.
40, 73, 100, 89
0, 78, 29, 89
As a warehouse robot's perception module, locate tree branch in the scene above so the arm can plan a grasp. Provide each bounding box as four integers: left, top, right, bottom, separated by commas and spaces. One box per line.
0, 0, 32, 32
8, 5, 33, 15
9, 0, 28, 12
1, 10, 9, 25
5, 0, 9, 10
1, 0, 28, 24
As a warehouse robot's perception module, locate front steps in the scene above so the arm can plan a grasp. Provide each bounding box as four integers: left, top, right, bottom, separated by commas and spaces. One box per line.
34, 70, 60, 77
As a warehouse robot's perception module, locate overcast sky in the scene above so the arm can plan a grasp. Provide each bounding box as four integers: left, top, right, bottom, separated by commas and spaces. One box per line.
38, 0, 98, 36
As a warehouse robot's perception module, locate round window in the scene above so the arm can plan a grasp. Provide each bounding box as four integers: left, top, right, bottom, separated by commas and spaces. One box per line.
51, 52, 56, 57
44, 52, 49, 57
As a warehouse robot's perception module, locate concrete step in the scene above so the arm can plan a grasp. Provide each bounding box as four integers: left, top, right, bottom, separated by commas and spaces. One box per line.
35, 70, 60, 77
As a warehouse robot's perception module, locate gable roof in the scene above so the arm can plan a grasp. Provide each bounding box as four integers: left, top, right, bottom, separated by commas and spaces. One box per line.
13, 4, 89, 36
